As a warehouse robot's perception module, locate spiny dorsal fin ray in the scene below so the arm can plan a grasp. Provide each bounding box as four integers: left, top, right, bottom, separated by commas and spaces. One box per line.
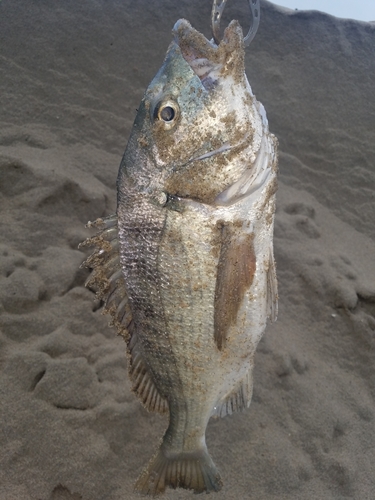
79, 215, 168, 414
128, 342, 168, 414
267, 243, 278, 322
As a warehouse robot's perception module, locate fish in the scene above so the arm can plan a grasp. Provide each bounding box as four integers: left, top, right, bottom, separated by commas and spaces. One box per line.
80, 16, 278, 496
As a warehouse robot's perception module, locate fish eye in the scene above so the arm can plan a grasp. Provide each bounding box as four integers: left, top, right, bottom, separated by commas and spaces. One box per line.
153, 99, 180, 129
160, 106, 175, 122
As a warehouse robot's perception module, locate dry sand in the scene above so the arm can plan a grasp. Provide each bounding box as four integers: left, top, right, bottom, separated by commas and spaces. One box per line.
1, 1, 374, 499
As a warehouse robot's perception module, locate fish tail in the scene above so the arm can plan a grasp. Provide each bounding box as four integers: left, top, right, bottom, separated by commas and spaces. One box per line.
134, 446, 222, 495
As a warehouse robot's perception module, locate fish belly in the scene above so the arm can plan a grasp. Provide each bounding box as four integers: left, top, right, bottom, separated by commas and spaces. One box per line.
159, 203, 269, 415
118, 188, 270, 494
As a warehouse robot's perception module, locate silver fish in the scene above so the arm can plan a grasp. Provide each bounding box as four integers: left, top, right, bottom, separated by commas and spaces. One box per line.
81, 16, 278, 496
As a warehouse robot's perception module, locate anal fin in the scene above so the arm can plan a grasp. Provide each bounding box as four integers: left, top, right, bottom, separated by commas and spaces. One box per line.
79, 215, 168, 414
211, 369, 254, 418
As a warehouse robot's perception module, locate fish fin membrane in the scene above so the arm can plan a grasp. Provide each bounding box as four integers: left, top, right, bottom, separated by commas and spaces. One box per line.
128, 336, 168, 414
80, 215, 168, 414
134, 447, 222, 495
214, 225, 256, 350
267, 243, 278, 322
211, 369, 253, 418
80, 214, 131, 336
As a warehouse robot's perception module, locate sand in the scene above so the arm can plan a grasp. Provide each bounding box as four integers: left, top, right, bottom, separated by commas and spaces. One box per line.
0, 0, 374, 498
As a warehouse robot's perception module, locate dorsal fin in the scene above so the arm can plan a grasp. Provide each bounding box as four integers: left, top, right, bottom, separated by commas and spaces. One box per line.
79, 215, 168, 414
267, 243, 278, 322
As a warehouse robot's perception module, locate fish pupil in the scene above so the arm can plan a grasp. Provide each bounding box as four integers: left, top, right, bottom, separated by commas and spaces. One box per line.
160, 106, 175, 122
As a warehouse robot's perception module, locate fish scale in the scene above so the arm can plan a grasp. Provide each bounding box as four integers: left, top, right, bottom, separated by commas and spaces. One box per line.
118, 194, 182, 398
81, 14, 277, 496
158, 209, 218, 402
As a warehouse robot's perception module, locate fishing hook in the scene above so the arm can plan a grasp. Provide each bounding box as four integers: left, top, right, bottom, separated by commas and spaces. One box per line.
211, 0, 260, 46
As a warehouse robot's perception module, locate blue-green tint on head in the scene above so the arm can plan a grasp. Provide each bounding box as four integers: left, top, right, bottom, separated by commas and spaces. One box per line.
119, 19, 261, 205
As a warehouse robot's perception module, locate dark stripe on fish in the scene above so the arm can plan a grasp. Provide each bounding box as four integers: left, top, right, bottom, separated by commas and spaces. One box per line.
214, 222, 256, 350
117, 187, 185, 402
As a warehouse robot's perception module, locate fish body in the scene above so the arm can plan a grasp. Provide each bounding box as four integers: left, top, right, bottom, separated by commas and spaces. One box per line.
82, 18, 277, 495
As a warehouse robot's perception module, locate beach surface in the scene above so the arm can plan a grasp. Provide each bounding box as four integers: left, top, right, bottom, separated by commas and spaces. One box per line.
0, 1, 374, 498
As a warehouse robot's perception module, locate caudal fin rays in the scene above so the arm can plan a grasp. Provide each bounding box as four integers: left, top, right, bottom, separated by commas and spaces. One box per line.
134, 447, 222, 495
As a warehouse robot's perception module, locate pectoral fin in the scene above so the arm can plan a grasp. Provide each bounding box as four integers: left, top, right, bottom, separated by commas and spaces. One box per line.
214, 223, 256, 350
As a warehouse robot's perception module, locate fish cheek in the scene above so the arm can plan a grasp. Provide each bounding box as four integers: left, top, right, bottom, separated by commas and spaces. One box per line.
151, 119, 181, 166
164, 157, 228, 204
214, 222, 256, 350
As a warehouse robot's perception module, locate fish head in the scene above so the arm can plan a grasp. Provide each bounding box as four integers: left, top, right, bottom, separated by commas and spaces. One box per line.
119, 19, 266, 206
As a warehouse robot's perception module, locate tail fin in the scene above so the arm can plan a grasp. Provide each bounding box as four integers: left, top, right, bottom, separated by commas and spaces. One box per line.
134, 447, 222, 495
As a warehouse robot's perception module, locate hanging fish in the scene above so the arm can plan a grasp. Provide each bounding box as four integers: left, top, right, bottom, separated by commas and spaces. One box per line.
80, 0, 278, 495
